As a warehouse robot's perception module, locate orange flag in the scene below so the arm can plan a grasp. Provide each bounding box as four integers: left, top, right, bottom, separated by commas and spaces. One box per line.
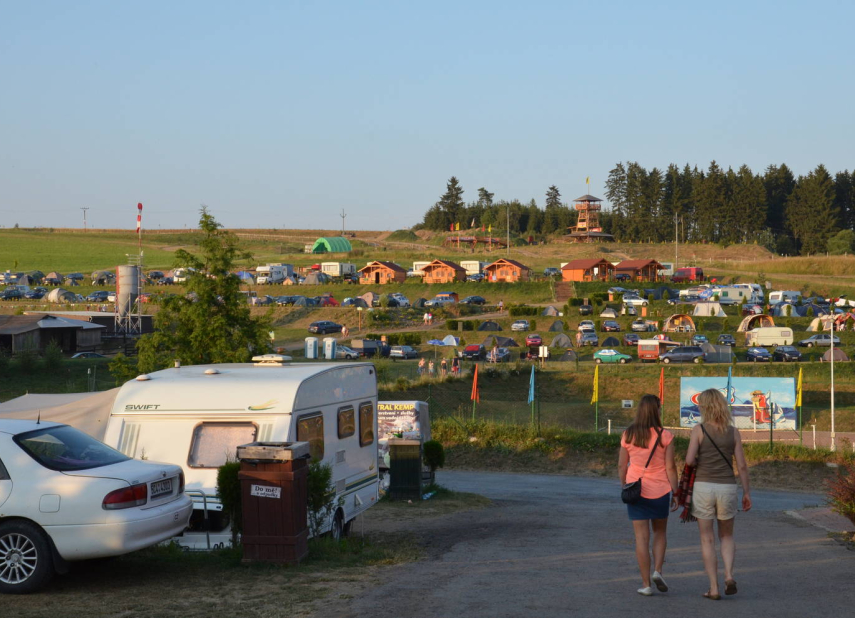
470, 364, 480, 403
658, 367, 665, 407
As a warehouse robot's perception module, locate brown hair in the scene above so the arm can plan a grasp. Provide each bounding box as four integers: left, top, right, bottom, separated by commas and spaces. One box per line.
698, 388, 732, 432
623, 394, 662, 448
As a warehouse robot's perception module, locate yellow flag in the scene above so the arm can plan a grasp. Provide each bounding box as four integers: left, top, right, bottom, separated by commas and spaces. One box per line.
591, 365, 599, 404
586, 176, 590, 185
796, 367, 803, 407
455, 222, 460, 231
488, 224, 492, 233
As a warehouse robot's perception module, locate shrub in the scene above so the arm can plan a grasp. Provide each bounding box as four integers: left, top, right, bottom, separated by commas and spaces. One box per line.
43, 340, 64, 370
109, 353, 139, 384
508, 306, 539, 317
0, 348, 8, 373
569, 298, 583, 306
423, 440, 446, 472
216, 461, 242, 547
826, 462, 855, 525
308, 460, 341, 538
529, 319, 537, 330
16, 349, 37, 372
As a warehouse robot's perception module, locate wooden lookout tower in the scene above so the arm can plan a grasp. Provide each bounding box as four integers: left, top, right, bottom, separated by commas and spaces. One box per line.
567, 194, 614, 243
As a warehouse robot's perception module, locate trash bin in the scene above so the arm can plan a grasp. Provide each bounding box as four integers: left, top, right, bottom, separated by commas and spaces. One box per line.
237, 441, 311, 564
387, 439, 422, 501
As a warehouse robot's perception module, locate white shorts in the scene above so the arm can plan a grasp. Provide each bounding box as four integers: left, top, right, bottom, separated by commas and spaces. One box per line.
692, 481, 738, 520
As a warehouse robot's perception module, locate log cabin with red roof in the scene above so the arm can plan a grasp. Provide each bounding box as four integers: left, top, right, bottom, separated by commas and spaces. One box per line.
614, 259, 665, 282
561, 258, 615, 282
358, 261, 407, 285
421, 259, 467, 284
483, 258, 531, 282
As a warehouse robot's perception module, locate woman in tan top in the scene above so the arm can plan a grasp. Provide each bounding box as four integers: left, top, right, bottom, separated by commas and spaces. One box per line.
685, 388, 752, 600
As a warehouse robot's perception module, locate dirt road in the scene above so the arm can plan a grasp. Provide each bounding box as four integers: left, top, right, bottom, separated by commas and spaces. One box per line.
332, 470, 852, 618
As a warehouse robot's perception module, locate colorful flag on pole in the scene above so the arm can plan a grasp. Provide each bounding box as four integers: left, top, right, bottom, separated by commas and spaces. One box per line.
796, 367, 803, 407
658, 366, 664, 407
726, 366, 733, 407
455, 222, 460, 231
585, 176, 590, 185
591, 365, 598, 404
471, 217, 476, 227
488, 224, 492, 233
470, 364, 480, 403
136, 202, 143, 233
449, 223, 454, 232
528, 365, 536, 404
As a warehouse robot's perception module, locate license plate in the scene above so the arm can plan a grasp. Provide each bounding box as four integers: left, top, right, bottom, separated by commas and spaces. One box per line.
150, 479, 173, 498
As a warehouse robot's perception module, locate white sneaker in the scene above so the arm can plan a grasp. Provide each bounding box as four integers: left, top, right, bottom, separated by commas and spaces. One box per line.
637, 586, 654, 596
652, 571, 669, 592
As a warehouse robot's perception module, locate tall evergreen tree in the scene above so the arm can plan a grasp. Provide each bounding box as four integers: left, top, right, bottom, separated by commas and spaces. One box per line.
833, 171, 854, 230
786, 165, 838, 254
436, 176, 465, 230
477, 187, 494, 208
605, 163, 628, 239
763, 164, 796, 235
694, 161, 725, 242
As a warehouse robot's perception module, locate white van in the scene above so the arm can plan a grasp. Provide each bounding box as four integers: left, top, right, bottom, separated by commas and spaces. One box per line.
746, 327, 793, 346
256, 264, 287, 284
768, 290, 801, 305
100, 357, 380, 548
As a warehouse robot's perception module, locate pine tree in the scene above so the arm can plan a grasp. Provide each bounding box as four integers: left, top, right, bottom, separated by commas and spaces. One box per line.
833, 171, 854, 230
786, 165, 838, 255
605, 163, 628, 239
694, 161, 726, 242
477, 187, 494, 208
437, 177, 465, 229
764, 164, 795, 235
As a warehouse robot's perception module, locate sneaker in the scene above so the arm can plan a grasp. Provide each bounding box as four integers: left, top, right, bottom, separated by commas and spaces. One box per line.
652, 571, 668, 592
637, 587, 654, 596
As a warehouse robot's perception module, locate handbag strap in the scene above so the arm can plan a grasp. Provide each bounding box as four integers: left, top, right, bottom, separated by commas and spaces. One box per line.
700, 424, 732, 468
642, 429, 663, 470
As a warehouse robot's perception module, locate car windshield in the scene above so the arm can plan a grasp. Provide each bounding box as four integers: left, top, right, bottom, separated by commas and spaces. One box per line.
14, 425, 129, 471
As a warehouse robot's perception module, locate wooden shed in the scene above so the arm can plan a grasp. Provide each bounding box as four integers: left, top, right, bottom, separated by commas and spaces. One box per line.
561, 259, 615, 282
614, 259, 665, 282
421, 259, 467, 284
358, 261, 406, 285
483, 258, 531, 283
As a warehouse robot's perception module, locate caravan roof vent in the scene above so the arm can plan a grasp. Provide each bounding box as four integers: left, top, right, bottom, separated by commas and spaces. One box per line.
204, 368, 220, 375
252, 354, 292, 367
135, 374, 151, 381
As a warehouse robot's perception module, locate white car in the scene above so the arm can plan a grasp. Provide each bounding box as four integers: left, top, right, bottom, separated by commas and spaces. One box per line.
511, 320, 530, 332
0, 420, 192, 593
622, 295, 649, 307
578, 320, 595, 332
425, 297, 455, 307
336, 345, 358, 360
107, 292, 117, 303
389, 293, 410, 307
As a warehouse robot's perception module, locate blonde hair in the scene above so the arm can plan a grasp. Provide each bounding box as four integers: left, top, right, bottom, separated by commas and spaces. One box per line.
623, 394, 662, 448
698, 388, 732, 431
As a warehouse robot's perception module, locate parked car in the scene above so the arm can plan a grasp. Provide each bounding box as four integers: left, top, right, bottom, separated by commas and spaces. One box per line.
579, 331, 599, 347
389, 345, 419, 359
659, 346, 705, 364
23, 289, 45, 300
578, 304, 593, 316
614, 274, 631, 282
489, 347, 512, 362
717, 334, 736, 346
622, 296, 649, 307
607, 287, 627, 295
460, 295, 487, 305
622, 304, 637, 316
772, 345, 802, 362
425, 297, 455, 307
602, 320, 621, 332
691, 334, 708, 345
388, 293, 410, 307
157, 277, 174, 285
71, 352, 107, 359
335, 345, 358, 360
631, 319, 650, 333
307, 321, 343, 335
511, 320, 530, 332
463, 344, 486, 360
623, 333, 640, 346
1, 288, 23, 300
798, 334, 841, 347
0, 420, 192, 593
86, 291, 109, 302
578, 320, 595, 331
525, 334, 543, 347
593, 349, 632, 364
276, 295, 297, 306
543, 267, 560, 277
466, 273, 485, 282
746, 347, 772, 362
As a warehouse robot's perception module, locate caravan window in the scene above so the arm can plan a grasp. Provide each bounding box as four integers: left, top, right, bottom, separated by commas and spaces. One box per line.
188, 422, 257, 468
297, 414, 324, 460
337, 406, 355, 439
359, 402, 374, 447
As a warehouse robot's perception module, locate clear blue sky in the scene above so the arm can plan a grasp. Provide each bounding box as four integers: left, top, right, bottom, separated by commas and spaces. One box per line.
1, 0, 853, 231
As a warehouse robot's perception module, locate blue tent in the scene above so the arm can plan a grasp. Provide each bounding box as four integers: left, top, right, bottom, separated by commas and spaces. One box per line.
235, 271, 255, 282
441, 335, 460, 346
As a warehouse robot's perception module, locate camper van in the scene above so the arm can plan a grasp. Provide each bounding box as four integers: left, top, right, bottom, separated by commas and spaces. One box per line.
746, 327, 794, 346
768, 290, 802, 305
256, 263, 293, 284
100, 357, 380, 547
671, 267, 705, 283
321, 262, 356, 278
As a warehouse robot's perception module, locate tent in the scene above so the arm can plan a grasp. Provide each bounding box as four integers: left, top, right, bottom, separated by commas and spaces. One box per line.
822, 348, 850, 362
310, 237, 352, 253
441, 335, 460, 346
601, 336, 621, 347
413, 298, 428, 308
771, 303, 798, 317
345, 297, 368, 308
45, 271, 64, 284
807, 316, 835, 332
235, 271, 255, 282
16, 274, 34, 286
45, 288, 77, 303
65, 273, 85, 281
91, 270, 115, 284
360, 292, 380, 307
302, 271, 330, 285
550, 333, 573, 348
737, 314, 774, 332
798, 303, 829, 317
282, 275, 299, 285
65, 279, 80, 287
548, 320, 565, 332
482, 335, 519, 348
599, 307, 619, 319
700, 343, 734, 364
663, 314, 696, 332
0, 389, 120, 441
477, 320, 502, 331
693, 302, 727, 317
558, 350, 578, 362
541, 305, 560, 317
291, 296, 309, 306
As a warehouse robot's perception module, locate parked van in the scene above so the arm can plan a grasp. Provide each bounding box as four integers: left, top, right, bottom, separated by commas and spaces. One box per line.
768, 290, 802, 305
321, 262, 356, 278
257, 263, 293, 284
746, 327, 793, 346
100, 357, 380, 548
637, 339, 680, 362
671, 267, 705, 283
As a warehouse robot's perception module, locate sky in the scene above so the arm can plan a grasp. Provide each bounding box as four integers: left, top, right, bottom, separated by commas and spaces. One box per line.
1, 0, 854, 231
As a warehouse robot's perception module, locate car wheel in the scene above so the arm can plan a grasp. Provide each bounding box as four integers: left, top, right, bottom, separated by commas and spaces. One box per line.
694, 357, 701, 364
595, 358, 602, 364
662, 358, 670, 364
0, 521, 54, 594
620, 358, 627, 364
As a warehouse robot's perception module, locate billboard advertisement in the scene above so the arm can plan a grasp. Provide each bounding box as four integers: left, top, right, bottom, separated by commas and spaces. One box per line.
679, 377, 796, 430
376, 401, 430, 469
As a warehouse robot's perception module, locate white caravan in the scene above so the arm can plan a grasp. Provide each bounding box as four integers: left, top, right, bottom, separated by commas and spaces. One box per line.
321, 262, 356, 278
768, 290, 802, 305
100, 357, 380, 548
256, 264, 290, 284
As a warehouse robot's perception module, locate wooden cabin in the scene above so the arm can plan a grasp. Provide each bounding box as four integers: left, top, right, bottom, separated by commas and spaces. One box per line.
561, 258, 615, 282
421, 259, 467, 284
358, 261, 406, 285
483, 258, 531, 283
614, 259, 665, 282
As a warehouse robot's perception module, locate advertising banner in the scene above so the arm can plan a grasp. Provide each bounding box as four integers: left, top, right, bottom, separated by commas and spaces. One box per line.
376, 401, 430, 468
680, 377, 796, 430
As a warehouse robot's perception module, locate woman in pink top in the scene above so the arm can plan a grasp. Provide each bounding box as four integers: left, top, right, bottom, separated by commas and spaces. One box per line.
619, 395, 679, 596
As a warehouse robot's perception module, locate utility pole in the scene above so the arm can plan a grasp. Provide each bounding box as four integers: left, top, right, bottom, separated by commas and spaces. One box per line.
830, 326, 837, 451
506, 203, 510, 257
674, 212, 678, 271
81, 207, 89, 232
340, 209, 346, 236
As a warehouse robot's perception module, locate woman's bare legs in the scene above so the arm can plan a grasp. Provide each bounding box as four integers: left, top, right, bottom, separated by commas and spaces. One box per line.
698, 518, 720, 596
651, 518, 668, 573
718, 518, 736, 582
632, 520, 652, 588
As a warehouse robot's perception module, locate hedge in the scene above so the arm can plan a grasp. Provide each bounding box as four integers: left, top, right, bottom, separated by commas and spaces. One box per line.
445, 319, 476, 331
508, 306, 540, 317
364, 332, 422, 345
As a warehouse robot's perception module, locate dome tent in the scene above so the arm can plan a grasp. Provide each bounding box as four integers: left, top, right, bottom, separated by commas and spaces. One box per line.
558, 350, 578, 362
311, 237, 352, 253
599, 307, 619, 319
737, 314, 774, 332
477, 320, 502, 331
822, 348, 849, 362
601, 336, 621, 347
663, 314, 696, 332
45, 288, 77, 303
541, 305, 560, 317
482, 335, 519, 348
548, 320, 565, 332
550, 333, 573, 348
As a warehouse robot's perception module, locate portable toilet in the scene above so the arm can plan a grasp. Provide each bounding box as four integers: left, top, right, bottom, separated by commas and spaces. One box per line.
304, 337, 319, 359
323, 337, 337, 360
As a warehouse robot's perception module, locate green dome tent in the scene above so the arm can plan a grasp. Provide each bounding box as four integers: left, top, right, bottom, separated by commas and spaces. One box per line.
311, 237, 352, 253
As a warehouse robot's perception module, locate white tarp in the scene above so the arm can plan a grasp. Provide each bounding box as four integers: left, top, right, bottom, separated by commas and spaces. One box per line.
0, 388, 120, 441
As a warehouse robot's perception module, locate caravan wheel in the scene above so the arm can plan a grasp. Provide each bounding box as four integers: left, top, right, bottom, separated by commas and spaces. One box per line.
329, 510, 344, 542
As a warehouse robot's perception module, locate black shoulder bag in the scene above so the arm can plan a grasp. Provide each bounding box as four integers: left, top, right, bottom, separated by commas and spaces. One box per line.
700, 424, 733, 468
621, 429, 663, 504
